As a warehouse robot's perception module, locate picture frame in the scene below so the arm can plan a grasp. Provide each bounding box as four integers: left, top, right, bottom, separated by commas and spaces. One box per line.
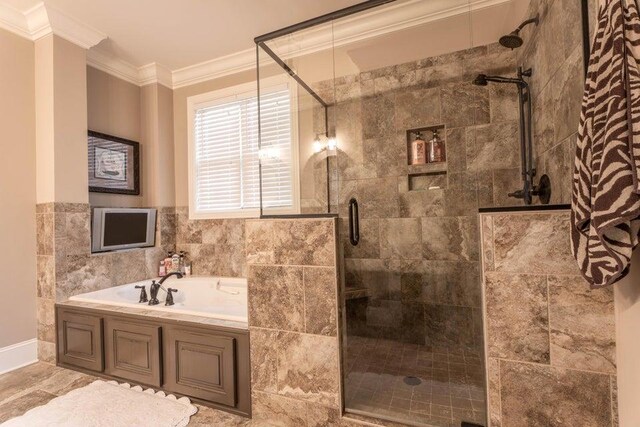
88, 130, 140, 195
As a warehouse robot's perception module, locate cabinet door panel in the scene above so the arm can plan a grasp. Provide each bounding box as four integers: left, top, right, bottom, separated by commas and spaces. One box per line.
104, 317, 161, 387
163, 326, 236, 406
57, 310, 103, 372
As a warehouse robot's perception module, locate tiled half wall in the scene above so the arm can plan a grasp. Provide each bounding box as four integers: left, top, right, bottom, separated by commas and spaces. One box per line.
35, 203, 176, 363
480, 210, 618, 427
245, 218, 344, 425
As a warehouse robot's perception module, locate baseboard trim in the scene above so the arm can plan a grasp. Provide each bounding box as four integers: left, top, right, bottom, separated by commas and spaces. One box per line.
0, 338, 38, 375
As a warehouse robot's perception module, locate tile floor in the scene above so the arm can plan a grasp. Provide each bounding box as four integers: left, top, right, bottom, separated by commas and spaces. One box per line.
0, 358, 485, 427
0, 362, 249, 426
344, 337, 486, 427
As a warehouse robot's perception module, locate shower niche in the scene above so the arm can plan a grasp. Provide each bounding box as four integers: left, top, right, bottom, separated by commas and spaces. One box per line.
406, 125, 447, 191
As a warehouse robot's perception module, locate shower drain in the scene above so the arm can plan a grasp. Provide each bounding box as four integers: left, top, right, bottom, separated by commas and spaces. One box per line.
403, 376, 422, 386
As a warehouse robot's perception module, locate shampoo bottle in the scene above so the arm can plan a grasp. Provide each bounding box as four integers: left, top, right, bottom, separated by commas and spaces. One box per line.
411, 132, 427, 165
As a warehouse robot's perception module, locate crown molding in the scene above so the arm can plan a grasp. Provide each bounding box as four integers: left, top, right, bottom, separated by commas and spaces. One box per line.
0, 2, 30, 39
86, 49, 140, 85
24, 2, 49, 39
138, 62, 173, 88
43, 4, 106, 48
87, 50, 174, 88
171, 48, 256, 89
0, 2, 105, 48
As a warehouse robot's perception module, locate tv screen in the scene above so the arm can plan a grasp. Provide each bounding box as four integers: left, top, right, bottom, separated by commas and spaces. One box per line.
103, 212, 149, 247
92, 208, 156, 252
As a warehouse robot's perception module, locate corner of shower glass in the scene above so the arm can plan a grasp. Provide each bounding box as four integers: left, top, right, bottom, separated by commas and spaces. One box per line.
256, 25, 338, 218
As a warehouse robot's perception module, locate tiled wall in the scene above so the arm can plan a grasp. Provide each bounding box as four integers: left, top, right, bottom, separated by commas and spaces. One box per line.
329, 43, 522, 354
520, 0, 586, 204
480, 210, 618, 426
174, 207, 246, 277
35, 203, 175, 363
244, 218, 343, 426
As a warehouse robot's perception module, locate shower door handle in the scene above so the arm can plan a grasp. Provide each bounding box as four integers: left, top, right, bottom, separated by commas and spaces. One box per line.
348, 198, 359, 246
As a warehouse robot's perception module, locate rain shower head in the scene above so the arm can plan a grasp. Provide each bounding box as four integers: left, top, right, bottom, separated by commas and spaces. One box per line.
499, 15, 539, 49
499, 31, 524, 49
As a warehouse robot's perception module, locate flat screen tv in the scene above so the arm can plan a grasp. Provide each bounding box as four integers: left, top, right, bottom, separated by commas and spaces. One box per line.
91, 208, 156, 253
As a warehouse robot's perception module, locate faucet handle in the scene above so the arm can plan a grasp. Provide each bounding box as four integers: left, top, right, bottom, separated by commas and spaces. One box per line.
165, 288, 178, 306
134, 285, 148, 303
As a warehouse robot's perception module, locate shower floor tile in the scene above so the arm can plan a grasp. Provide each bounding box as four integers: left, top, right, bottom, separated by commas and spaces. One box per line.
345, 337, 486, 427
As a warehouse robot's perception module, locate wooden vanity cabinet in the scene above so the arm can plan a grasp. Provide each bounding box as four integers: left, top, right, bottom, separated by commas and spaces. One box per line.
55, 305, 251, 417
163, 325, 237, 406
57, 309, 104, 372
104, 317, 162, 387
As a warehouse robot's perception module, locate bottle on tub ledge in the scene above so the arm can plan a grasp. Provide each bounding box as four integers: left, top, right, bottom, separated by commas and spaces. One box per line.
159, 251, 192, 276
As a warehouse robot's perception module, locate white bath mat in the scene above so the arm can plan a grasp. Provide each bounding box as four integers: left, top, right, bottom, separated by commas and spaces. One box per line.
1, 380, 198, 427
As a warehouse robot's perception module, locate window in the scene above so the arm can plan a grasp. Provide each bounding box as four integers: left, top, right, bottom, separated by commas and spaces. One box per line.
187, 79, 299, 219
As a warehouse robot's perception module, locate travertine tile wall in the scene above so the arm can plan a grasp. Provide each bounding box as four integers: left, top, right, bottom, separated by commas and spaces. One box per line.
480, 210, 618, 426
326, 43, 522, 353
244, 218, 344, 426
174, 207, 246, 277
519, 0, 586, 204
35, 203, 176, 363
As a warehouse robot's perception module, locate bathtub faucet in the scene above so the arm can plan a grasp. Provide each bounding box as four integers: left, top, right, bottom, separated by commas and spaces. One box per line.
149, 272, 184, 305
158, 271, 183, 285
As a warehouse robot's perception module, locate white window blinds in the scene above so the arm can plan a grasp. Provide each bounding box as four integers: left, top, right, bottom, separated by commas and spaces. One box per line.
190, 84, 295, 218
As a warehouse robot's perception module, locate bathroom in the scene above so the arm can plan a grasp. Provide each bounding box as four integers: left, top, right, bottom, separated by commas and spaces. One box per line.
0, 0, 638, 426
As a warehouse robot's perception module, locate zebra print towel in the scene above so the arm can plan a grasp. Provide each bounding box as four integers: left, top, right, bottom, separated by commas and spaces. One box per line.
572, 0, 640, 288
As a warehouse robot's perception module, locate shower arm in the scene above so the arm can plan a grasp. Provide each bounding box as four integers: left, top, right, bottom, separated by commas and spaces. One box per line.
514, 16, 539, 33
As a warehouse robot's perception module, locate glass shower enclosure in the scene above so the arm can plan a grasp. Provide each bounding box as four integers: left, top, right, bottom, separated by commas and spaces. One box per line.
254, 0, 587, 425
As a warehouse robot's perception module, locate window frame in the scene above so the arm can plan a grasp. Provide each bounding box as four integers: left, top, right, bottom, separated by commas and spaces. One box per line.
187, 76, 300, 220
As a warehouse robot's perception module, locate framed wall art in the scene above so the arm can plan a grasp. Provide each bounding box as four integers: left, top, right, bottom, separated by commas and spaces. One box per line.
88, 130, 140, 195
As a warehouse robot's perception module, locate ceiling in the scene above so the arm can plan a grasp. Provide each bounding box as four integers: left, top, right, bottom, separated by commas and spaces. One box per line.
1, 0, 363, 69
0, 0, 530, 87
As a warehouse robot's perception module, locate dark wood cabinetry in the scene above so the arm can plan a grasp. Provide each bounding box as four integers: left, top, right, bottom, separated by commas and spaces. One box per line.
57, 310, 104, 372
104, 317, 162, 387
164, 325, 236, 406
56, 306, 251, 417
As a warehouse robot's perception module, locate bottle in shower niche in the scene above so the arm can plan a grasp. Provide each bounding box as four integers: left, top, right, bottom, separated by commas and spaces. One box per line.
428, 129, 446, 163
410, 132, 427, 165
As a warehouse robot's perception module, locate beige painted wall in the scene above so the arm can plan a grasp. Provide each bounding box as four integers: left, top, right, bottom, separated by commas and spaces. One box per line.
142, 83, 176, 207
0, 28, 36, 347
87, 66, 143, 207
35, 36, 54, 204
53, 37, 88, 204
615, 250, 640, 427
87, 69, 176, 208
36, 35, 89, 205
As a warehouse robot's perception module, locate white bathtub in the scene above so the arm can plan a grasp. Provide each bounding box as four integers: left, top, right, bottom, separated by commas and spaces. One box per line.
69, 276, 247, 323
